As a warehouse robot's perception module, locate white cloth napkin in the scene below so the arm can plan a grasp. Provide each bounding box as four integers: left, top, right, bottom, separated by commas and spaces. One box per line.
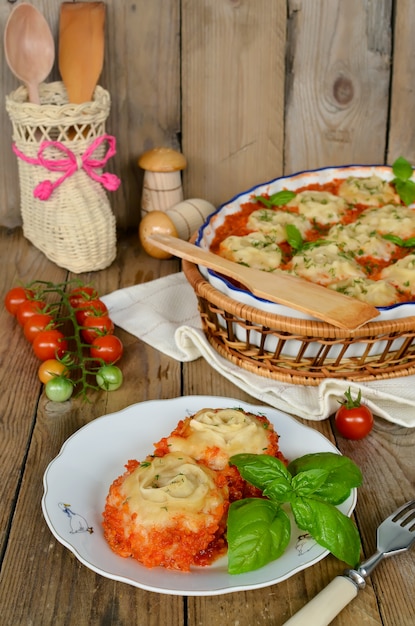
102, 272, 415, 428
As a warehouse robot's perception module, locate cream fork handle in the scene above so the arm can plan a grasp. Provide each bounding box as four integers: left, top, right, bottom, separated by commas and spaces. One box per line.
284, 576, 358, 625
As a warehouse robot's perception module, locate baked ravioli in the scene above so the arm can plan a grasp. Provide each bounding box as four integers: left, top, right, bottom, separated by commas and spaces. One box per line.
154, 408, 283, 471
153, 408, 286, 503
102, 452, 228, 571
103, 407, 287, 571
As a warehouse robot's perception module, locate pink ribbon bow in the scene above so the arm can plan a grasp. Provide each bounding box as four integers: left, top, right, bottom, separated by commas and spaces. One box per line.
13, 134, 121, 201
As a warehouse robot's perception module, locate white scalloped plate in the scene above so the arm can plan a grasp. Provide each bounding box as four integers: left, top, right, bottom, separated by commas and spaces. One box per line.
42, 396, 357, 596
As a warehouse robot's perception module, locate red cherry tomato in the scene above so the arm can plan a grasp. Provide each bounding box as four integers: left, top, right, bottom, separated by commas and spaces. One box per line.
81, 314, 114, 343
16, 299, 46, 326
23, 313, 54, 342
335, 388, 374, 440
68, 285, 99, 309
5, 286, 35, 315
32, 329, 68, 361
90, 334, 123, 364
75, 299, 108, 326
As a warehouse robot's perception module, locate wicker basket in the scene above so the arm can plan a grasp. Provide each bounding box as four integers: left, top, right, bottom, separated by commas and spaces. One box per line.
5, 81, 117, 273
183, 259, 415, 385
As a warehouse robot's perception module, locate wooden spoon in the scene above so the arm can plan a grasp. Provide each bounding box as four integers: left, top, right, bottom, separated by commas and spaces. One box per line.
4, 3, 55, 104
59, 2, 105, 103
147, 233, 381, 330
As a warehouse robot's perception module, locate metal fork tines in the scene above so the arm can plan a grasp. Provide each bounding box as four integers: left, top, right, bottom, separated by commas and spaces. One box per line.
382, 499, 415, 553
358, 499, 415, 579
391, 499, 415, 530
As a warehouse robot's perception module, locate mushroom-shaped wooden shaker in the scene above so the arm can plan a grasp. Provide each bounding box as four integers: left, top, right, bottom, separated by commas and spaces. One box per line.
138, 147, 187, 218
139, 198, 216, 258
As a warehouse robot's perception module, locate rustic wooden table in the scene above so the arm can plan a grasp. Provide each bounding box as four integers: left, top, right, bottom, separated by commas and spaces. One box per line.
1, 228, 414, 626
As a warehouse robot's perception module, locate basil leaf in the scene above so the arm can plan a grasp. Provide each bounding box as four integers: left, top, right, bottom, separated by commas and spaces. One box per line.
227, 498, 291, 574
291, 469, 330, 497
383, 233, 415, 247
286, 223, 303, 252
269, 190, 296, 206
288, 452, 362, 505
263, 475, 294, 502
230, 453, 292, 491
302, 239, 332, 251
254, 189, 296, 208
392, 156, 413, 181
291, 496, 361, 567
383, 233, 405, 246
393, 179, 415, 206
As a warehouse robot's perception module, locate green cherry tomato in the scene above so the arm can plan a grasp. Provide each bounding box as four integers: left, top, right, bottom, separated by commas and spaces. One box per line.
45, 376, 74, 402
96, 365, 123, 391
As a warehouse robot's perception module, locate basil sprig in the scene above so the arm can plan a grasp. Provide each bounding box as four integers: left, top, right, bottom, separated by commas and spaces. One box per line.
227, 452, 362, 575
392, 156, 415, 206
382, 233, 415, 248
255, 189, 296, 209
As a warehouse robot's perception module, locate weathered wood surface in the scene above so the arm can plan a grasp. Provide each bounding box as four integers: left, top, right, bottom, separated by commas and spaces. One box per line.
285, 0, 392, 170
1, 227, 415, 626
2, 0, 415, 231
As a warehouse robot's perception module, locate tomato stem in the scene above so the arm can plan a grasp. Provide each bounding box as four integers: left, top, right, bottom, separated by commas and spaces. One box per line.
340, 387, 362, 409
26, 279, 118, 400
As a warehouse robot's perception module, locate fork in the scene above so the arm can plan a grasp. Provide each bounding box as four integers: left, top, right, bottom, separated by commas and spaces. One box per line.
284, 500, 415, 625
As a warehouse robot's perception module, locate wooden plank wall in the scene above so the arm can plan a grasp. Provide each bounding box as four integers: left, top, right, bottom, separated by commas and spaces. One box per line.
1, 0, 415, 232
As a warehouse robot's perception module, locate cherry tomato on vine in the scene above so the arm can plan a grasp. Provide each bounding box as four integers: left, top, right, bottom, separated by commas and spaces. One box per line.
81, 314, 114, 343
75, 299, 108, 326
90, 334, 123, 364
96, 365, 123, 391
23, 313, 54, 343
335, 388, 374, 440
45, 376, 73, 402
16, 299, 46, 326
38, 359, 69, 384
5, 286, 35, 316
32, 329, 68, 361
68, 285, 99, 309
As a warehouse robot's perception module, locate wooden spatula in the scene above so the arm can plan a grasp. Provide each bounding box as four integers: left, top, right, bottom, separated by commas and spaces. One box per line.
147, 233, 381, 330
59, 2, 105, 103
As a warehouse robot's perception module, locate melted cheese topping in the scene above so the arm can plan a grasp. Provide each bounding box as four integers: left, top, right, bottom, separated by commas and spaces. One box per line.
219, 232, 282, 270
164, 408, 271, 470
328, 222, 397, 261
357, 205, 415, 238
120, 452, 224, 530
380, 254, 415, 294
328, 277, 398, 306
286, 190, 347, 224
338, 176, 400, 206
247, 209, 311, 242
288, 243, 365, 286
